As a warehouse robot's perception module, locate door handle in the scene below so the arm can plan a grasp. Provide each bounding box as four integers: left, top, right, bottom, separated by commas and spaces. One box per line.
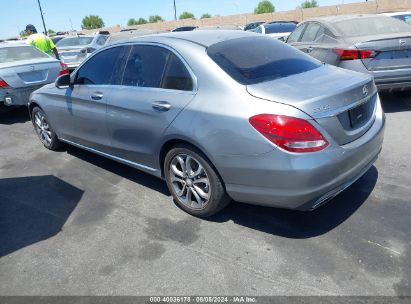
91, 92, 104, 100
306, 47, 314, 53
152, 101, 171, 111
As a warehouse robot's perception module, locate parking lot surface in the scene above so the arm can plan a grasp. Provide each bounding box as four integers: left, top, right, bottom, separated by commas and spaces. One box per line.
0, 93, 410, 296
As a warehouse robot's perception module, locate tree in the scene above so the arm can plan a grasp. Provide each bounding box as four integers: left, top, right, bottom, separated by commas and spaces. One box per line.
19, 30, 29, 38
254, 0, 275, 14
301, 0, 319, 8
127, 18, 137, 26
136, 18, 148, 25
200, 13, 211, 19
179, 11, 195, 20
81, 15, 105, 30
47, 29, 56, 35
149, 15, 164, 23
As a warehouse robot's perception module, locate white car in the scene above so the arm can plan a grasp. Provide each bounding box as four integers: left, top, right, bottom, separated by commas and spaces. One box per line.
382, 11, 411, 24
254, 22, 297, 41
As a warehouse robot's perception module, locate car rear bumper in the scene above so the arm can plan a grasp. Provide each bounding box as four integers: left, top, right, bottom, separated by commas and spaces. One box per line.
219, 99, 385, 211
0, 85, 45, 106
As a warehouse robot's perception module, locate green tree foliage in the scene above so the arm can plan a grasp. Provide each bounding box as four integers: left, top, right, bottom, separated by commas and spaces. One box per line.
128, 18, 148, 26
127, 18, 137, 26
254, 0, 275, 14
149, 15, 164, 23
301, 0, 319, 8
136, 18, 148, 25
19, 30, 29, 38
47, 29, 56, 35
200, 13, 212, 19
179, 11, 195, 20
81, 15, 105, 30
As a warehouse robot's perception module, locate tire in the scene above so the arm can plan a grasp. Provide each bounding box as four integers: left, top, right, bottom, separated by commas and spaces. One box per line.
31, 106, 61, 150
164, 144, 231, 217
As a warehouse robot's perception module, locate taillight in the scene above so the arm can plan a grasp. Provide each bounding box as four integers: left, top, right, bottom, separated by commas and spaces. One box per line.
0, 78, 9, 88
249, 114, 328, 153
59, 61, 69, 76
334, 49, 379, 61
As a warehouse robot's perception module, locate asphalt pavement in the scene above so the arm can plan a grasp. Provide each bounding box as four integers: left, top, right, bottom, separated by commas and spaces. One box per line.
0, 93, 410, 296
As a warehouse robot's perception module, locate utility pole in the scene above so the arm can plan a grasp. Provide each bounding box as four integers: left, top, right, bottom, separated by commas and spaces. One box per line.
173, 0, 177, 20
37, 0, 48, 34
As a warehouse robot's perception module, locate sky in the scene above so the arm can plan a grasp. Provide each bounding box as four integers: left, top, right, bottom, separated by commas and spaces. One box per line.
1, 0, 365, 39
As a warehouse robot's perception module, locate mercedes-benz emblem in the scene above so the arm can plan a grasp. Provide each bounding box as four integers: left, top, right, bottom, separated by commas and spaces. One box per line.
362, 85, 369, 97
30, 66, 35, 71
399, 39, 406, 47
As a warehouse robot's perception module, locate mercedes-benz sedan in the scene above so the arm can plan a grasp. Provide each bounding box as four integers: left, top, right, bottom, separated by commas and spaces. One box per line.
29, 31, 385, 217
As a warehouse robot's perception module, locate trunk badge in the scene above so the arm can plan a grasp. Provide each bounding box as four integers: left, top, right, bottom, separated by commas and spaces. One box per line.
30, 66, 35, 71
362, 85, 369, 97
399, 39, 406, 47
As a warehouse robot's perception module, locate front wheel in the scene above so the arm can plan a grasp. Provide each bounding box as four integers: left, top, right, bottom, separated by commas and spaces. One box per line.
32, 106, 61, 150
164, 144, 230, 217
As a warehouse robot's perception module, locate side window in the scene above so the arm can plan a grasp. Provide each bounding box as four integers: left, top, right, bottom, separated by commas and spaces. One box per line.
162, 53, 193, 91
300, 23, 321, 42
122, 45, 170, 88
75, 46, 127, 85
287, 24, 306, 43
255, 26, 262, 34
96, 36, 108, 46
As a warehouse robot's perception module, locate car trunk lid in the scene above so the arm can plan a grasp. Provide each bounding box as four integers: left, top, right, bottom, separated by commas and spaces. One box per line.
0, 58, 60, 88
246, 65, 377, 145
58, 47, 87, 65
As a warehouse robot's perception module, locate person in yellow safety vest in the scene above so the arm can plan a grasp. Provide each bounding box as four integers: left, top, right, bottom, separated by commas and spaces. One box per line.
25, 24, 60, 60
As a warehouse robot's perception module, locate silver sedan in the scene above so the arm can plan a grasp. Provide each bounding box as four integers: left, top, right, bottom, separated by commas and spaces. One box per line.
0, 44, 64, 108
28, 31, 385, 217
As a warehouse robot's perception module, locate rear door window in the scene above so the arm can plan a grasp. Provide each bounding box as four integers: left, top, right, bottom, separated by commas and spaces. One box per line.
300, 23, 321, 42
207, 36, 321, 85
122, 45, 170, 88
75, 46, 128, 85
162, 53, 193, 91
287, 24, 307, 43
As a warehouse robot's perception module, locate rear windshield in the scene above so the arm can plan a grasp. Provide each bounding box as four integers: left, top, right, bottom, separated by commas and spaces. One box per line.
0, 46, 49, 63
334, 16, 411, 37
56, 37, 94, 47
207, 36, 321, 85
265, 23, 297, 34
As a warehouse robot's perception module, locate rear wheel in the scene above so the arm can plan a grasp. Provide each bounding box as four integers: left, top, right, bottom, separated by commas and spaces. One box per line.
32, 106, 61, 150
164, 144, 230, 217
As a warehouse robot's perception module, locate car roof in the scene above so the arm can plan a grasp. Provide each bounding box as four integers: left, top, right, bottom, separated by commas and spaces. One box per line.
0, 43, 31, 48
119, 30, 257, 48
382, 11, 411, 16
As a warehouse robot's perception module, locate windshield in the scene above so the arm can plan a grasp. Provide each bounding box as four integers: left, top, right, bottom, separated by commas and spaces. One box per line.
334, 16, 411, 37
265, 23, 296, 34
0, 46, 49, 63
56, 37, 94, 47
393, 14, 411, 25
207, 36, 321, 85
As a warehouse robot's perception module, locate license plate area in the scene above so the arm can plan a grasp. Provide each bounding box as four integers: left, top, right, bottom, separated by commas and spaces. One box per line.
349, 102, 368, 128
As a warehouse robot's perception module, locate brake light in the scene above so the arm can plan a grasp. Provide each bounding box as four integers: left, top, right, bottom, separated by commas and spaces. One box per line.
59, 61, 69, 76
0, 78, 9, 88
249, 114, 328, 153
334, 49, 379, 60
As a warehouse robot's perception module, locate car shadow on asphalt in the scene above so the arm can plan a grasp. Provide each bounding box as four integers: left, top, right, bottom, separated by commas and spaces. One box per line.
208, 166, 378, 239
64, 145, 170, 196
380, 92, 411, 113
0, 175, 84, 257
0, 106, 30, 124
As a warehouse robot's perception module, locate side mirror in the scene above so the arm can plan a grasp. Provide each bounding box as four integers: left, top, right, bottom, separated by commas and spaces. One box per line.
55, 74, 71, 89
